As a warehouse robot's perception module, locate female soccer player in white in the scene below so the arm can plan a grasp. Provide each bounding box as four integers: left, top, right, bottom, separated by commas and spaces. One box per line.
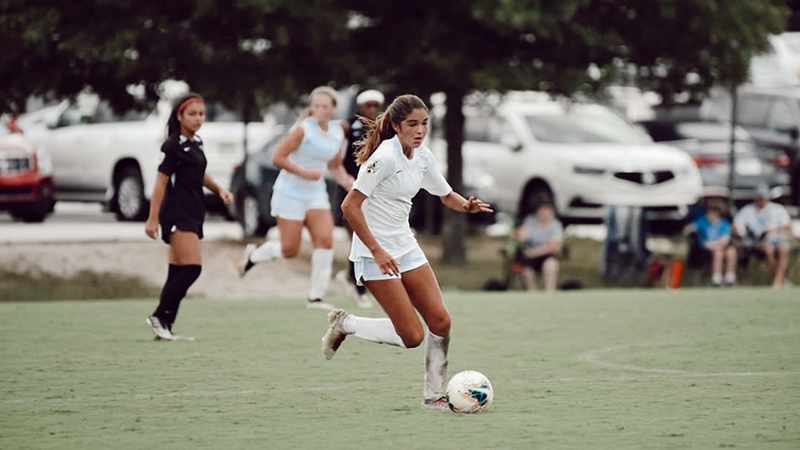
237, 86, 354, 310
320, 94, 492, 409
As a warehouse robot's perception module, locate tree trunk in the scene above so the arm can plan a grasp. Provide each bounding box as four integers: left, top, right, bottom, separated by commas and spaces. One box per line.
441, 90, 467, 265
727, 85, 738, 214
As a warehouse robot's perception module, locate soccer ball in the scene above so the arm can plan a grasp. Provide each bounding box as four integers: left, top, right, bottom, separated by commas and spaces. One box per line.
445, 370, 493, 413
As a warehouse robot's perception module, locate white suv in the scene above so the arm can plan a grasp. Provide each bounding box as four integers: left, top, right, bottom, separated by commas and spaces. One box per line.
18, 94, 275, 221
458, 96, 703, 224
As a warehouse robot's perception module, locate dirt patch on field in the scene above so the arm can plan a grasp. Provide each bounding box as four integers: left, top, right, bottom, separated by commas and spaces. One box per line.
0, 240, 355, 301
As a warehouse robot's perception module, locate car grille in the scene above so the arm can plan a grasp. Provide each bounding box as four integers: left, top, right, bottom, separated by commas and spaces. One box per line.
614, 171, 674, 185
0, 156, 32, 175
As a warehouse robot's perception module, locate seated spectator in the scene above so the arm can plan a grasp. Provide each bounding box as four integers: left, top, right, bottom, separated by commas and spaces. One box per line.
683, 199, 737, 286
514, 204, 563, 292
733, 185, 792, 289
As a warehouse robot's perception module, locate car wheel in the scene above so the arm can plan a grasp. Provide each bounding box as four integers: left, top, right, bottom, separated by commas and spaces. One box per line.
9, 201, 53, 223
239, 189, 270, 238
115, 166, 148, 221
519, 183, 555, 221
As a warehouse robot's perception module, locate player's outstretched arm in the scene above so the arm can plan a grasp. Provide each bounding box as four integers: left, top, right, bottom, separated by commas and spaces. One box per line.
439, 192, 493, 214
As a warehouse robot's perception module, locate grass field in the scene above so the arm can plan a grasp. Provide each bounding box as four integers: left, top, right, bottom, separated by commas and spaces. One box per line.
1, 289, 798, 450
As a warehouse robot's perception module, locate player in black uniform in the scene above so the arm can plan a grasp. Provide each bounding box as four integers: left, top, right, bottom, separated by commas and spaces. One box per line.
336, 90, 384, 309
144, 93, 234, 341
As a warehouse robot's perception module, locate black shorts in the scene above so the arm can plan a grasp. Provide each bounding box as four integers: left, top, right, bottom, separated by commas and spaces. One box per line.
519, 252, 558, 273
160, 219, 203, 244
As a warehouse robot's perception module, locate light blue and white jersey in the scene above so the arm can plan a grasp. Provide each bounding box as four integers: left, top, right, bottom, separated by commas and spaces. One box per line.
349, 136, 452, 261
734, 202, 791, 241
520, 215, 563, 248
273, 117, 344, 199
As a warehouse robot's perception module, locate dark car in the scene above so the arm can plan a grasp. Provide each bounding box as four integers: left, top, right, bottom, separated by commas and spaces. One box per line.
639, 120, 791, 207
0, 119, 56, 222
229, 128, 343, 237
230, 126, 496, 238
701, 86, 800, 204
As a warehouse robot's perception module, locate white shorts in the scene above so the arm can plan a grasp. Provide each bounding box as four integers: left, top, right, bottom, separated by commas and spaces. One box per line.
270, 189, 330, 220
353, 245, 429, 286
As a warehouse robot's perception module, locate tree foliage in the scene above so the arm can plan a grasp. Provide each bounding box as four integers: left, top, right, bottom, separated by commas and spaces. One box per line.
0, 0, 791, 263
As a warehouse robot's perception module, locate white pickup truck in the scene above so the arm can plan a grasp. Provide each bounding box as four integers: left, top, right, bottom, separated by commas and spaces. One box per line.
18, 94, 277, 221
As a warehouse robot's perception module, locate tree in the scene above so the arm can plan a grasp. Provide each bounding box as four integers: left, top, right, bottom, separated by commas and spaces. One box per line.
344, 0, 788, 264
2, 0, 790, 265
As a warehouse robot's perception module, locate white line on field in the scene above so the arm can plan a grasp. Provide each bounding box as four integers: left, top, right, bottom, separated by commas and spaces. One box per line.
577, 343, 798, 377
1, 386, 326, 405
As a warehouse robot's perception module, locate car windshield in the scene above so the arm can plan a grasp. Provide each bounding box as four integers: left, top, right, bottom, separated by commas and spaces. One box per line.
525, 109, 652, 144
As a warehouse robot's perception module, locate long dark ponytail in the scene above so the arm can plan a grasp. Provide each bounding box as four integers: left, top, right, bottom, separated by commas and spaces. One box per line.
354, 94, 427, 165
166, 93, 203, 138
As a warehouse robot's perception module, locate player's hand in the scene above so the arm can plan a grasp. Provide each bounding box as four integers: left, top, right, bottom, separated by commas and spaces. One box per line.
145, 219, 159, 240
372, 248, 399, 277
462, 196, 493, 214
302, 168, 324, 181
219, 189, 234, 206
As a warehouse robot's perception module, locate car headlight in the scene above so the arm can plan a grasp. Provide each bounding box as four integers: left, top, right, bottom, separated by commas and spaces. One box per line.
573, 166, 605, 175
735, 159, 762, 177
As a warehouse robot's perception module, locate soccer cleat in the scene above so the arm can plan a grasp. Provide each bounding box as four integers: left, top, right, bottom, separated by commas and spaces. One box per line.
307, 299, 335, 311
146, 316, 173, 340
237, 244, 257, 278
321, 308, 350, 360
421, 396, 450, 411
353, 294, 373, 309
336, 269, 373, 309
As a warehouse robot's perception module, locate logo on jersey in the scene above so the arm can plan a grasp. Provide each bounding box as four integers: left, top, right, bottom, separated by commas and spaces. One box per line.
366, 160, 381, 174
183, 146, 191, 152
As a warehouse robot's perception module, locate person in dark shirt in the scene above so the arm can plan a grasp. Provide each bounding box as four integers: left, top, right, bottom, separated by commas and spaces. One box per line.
144, 93, 234, 341
336, 90, 384, 309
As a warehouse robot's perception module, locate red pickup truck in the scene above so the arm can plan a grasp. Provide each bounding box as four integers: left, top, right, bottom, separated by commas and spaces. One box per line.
0, 119, 55, 222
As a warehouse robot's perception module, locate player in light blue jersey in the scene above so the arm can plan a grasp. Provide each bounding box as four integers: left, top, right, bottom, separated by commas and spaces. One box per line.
237, 87, 354, 310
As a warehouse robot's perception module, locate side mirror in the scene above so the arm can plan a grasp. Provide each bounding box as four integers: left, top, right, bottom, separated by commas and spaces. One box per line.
499, 134, 523, 152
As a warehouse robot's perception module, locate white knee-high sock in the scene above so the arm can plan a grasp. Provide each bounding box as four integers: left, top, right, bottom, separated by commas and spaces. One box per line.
250, 241, 284, 264
309, 248, 334, 300
423, 331, 450, 400
342, 315, 406, 348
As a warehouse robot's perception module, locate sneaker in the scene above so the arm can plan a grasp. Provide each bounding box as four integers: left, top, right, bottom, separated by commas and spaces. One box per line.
724, 272, 736, 286
307, 299, 335, 311
166, 333, 196, 342
421, 396, 450, 411
353, 293, 373, 309
146, 316, 173, 340
711, 273, 723, 287
237, 244, 257, 278
321, 308, 350, 360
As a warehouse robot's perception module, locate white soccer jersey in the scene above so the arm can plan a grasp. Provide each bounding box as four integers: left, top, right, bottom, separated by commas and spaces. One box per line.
349, 136, 452, 261
733, 202, 791, 237
273, 117, 344, 200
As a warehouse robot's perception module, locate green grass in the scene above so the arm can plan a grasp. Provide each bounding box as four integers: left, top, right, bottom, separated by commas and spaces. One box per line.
1, 289, 798, 450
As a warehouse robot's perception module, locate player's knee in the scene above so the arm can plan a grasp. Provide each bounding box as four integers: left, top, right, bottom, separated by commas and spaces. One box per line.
401, 331, 424, 348
281, 245, 300, 259
427, 312, 451, 337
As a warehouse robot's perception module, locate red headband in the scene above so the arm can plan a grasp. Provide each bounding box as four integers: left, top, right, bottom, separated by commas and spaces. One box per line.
178, 98, 204, 114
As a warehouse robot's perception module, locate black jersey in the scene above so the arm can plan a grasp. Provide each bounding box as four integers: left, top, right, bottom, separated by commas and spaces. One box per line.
158, 134, 207, 224
343, 115, 366, 178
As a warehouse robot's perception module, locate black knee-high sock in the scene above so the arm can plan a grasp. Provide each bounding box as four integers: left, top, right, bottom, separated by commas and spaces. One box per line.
154, 265, 202, 330
348, 260, 367, 295
153, 264, 179, 319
